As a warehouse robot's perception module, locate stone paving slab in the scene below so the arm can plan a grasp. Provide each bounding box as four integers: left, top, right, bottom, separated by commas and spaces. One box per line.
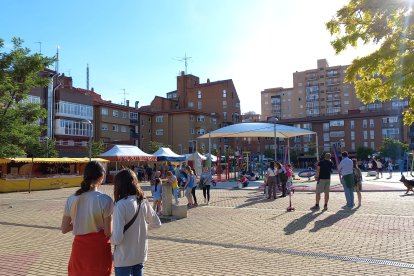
0, 180, 414, 275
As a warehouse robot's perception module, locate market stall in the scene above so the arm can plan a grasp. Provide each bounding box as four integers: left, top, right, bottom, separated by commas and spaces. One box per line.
0, 157, 109, 193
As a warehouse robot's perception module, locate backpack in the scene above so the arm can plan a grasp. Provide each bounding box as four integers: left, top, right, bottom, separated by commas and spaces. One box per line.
279, 170, 288, 183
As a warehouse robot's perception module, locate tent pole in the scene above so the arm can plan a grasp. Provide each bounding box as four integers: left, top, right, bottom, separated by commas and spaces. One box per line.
287, 138, 291, 165
315, 133, 319, 162
208, 132, 212, 170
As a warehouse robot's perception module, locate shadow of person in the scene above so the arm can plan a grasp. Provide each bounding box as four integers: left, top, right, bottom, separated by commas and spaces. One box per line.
309, 209, 356, 233
283, 211, 324, 235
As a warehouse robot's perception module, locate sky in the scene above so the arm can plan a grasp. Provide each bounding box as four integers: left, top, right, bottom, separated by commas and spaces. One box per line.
1, 0, 376, 114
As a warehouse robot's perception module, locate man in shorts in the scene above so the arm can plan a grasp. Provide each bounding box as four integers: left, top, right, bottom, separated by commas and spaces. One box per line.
311, 153, 333, 211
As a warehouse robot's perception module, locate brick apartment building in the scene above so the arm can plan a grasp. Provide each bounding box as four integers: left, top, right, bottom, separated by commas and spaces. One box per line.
260, 59, 410, 160
138, 72, 241, 155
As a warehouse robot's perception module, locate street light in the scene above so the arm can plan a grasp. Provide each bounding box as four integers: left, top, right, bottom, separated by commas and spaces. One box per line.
269, 116, 279, 161
43, 136, 50, 158
82, 119, 93, 161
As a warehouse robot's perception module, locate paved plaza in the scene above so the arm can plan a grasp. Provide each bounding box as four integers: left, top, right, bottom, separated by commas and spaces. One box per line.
1, 173, 414, 275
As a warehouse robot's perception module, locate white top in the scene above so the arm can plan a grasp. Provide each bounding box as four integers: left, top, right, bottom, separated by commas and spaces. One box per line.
64, 190, 113, 235
267, 167, 278, 176
376, 160, 383, 168
111, 196, 161, 267
338, 157, 353, 176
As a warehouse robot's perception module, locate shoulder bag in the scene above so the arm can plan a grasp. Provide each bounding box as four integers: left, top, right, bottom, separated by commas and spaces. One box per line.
123, 198, 142, 233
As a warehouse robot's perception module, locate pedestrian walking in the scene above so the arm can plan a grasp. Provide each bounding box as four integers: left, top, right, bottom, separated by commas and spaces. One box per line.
310, 153, 333, 211
112, 169, 161, 276
199, 166, 213, 205
265, 161, 278, 199
61, 161, 114, 276
184, 166, 196, 207
151, 178, 162, 215
338, 151, 355, 209
190, 169, 198, 206
353, 160, 363, 207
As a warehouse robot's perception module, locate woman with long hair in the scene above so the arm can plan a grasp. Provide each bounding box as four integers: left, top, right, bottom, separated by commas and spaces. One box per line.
265, 161, 278, 199
184, 166, 196, 207
61, 161, 113, 276
112, 169, 161, 276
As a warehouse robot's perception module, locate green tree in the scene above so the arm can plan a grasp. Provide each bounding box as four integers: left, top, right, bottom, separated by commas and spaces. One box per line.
356, 146, 374, 160
0, 37, 55, 157
29, 138, 58, 158
263, 149, 273, 159
379, 138, 408, 160
91, 140, 106, 158
327, 0, 414, 125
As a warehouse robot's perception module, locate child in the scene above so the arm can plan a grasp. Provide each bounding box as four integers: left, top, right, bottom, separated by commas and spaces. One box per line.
166, 171, 179, 205
353, 159, 363, 207
151, 178, 162, 215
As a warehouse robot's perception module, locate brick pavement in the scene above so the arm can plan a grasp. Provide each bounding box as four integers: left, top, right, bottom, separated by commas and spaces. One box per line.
0, 177, 414, 275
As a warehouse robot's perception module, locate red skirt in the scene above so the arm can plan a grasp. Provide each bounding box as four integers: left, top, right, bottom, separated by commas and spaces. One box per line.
68, 230, 113, 276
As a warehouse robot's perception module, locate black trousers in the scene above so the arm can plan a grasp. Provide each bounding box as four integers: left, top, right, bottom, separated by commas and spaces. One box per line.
191, 186, 198, 204
202, 185, 211, 201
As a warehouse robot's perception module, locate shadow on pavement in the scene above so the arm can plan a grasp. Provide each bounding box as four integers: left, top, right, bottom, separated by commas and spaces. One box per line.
0, 221, 60, 230
235, 194, 272, 209
309, 208, 356, 233
284, 211, 324, 235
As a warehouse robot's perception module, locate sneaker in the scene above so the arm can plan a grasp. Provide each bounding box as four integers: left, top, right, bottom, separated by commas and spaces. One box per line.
310, 205, 320, 211
207, 201, 210, 205
204, 198, 207, 204
323, 204, 328, 211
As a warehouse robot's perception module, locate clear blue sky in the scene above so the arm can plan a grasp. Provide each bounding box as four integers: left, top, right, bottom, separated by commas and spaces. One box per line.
1, 0, 375, 113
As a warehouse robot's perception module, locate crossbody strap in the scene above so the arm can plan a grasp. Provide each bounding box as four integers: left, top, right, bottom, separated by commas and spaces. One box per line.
123, 198, 142, 233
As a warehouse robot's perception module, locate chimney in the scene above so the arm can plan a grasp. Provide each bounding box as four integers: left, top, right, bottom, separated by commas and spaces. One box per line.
181, 71, 185, 76
135, 101, 139, 109
207, 78, 210, 83
126, 100, 130, 107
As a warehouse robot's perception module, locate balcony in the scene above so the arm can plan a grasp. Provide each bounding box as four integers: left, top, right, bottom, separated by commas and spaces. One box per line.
305, 74, 318, 81
326, 71, 340, 78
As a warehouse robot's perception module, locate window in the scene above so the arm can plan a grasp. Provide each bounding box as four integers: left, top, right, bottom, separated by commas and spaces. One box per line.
223, 90, 227, 98
197, 128, 205, 135
155, 115, 163, 123
235, 102, 240, 108
323, 123, 330, 131
190, 128, 195, 134
188, 102, 194, 108
198, 101, 202, 109
350, 120, 354, 130
197, 90, 202, 99
344, 100, 349, 105
302, 123, 311, 130
121, 111, 127, 118
369, 119, 374, 128
364, 142, 368, 147
330, 131, 345, 138
298, 82, 303, 86
323, 133, 330, 142
382, 116, 398, 123
27, 95, 41, 103
141, 119, 144, 126
156, 129, 164, 136
351, 131, 355, 140
197, 115, 205, 122
370, 130, 374, 139
352, 142, 355, 151
324, 143, 330, 152
113, 110, 119, 117
101, 124, 108, 131
371, 141, 375, 149
223, 112, 227, 120
121, 126, 127, 132
190, 115, 195, 121
329, 120, 344, 127
130, 112, 138, 120
223, 101, 227, 109
112, 125, 119, 132
363, 130, 368, 139
363, 120, 367, 128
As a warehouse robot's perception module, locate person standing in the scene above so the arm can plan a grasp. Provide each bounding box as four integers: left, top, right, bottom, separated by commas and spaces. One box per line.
375, 158, 383, 179
276, 161, 287, 197
387, 160, 394, 179
265, 161, 278, 199
166, 171, 179, 205
184, 166, 196, 207
151, 178, 162, 215
112, 169, 161, 276
61, 161, 114, 276
311, 153, 334, 211
338, 151, 355, 209
353, 159, 363, 207
199, 166, 213, 204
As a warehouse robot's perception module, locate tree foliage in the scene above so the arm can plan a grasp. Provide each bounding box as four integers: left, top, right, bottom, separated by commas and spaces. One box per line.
91, 140, 106, 157
327, 0, 414, 124
29, 138, 58, 158
379, 138, 408, 160
356, 146, 374, 160
0, 37, 55, 157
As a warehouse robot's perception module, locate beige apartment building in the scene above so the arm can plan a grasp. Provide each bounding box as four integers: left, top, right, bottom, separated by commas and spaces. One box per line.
261, 59, 410, 159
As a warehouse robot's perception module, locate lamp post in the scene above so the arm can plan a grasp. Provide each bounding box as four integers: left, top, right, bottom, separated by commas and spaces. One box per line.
82, 120, 93, 161
270, 116, 279, 161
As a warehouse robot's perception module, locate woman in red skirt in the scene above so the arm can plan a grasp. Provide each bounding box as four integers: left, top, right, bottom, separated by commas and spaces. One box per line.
61, 161, 114, 276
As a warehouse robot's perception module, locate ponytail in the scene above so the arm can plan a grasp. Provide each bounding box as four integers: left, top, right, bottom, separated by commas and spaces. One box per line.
75, 161, 105, 196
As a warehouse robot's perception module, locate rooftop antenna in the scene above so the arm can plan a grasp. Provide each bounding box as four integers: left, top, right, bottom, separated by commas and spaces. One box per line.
86, 64, 89, 90
34, 41, 42, 54
176, 52, 192, 74
55, 46, 60, 73
120, 88, 129, 105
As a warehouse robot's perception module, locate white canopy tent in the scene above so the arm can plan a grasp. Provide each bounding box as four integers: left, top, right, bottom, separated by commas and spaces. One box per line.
152, 147, 186, 162
197, 122, 318, 163
98, 145, 156, 162
184, 152, 206, 175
